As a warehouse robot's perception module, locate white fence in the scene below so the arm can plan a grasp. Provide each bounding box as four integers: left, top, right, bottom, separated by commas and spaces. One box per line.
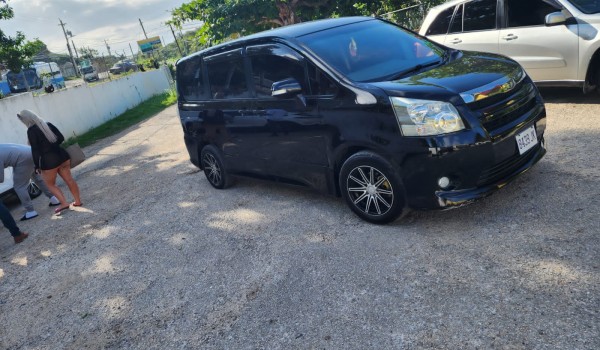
0, 67, 173, 145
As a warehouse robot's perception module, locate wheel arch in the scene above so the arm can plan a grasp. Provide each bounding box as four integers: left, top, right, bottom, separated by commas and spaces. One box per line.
197, 141, 211, 170
585, 47, 600, 90
332, 144, 402, 197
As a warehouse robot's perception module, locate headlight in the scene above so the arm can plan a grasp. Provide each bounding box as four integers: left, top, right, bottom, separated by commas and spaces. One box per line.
390, 97, 465, 136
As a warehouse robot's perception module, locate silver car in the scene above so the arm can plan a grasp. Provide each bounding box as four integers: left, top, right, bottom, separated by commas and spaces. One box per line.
419, 0, 600, 92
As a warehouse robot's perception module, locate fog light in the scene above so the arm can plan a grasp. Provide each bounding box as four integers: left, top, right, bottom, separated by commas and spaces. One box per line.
438, 176, 450, 189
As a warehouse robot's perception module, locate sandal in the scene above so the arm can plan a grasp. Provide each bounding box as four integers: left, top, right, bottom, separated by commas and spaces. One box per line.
54, 205, 70, 214
72, 202, 83, 207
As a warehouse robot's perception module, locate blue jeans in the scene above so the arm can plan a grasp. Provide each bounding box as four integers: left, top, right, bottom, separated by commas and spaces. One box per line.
0, 202, 20, 237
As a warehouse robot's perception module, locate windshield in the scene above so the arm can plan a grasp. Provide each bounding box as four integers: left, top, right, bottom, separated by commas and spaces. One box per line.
568, 0, 600, 13
297, 19, 446, 82
81, 66, 94, 73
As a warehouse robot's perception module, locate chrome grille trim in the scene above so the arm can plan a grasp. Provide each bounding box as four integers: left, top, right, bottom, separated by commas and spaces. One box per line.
460, 67, 526, 104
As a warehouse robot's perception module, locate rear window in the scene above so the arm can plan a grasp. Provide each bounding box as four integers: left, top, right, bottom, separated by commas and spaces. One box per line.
426, 6, 456, 35
177, 56, 206, 101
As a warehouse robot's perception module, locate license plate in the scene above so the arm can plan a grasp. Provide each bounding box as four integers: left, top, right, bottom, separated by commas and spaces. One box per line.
516, 125, 538, 155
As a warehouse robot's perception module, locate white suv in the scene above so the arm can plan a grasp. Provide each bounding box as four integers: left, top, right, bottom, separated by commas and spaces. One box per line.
419, 0, 600, 92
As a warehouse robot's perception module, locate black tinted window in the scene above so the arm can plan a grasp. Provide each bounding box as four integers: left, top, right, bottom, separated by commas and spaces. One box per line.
426, 6, 456, 35
449, 4, 463, 33
307, 63, 338, 96
206, 54, 248, 99
177, 57, 204, 101
249, 53, 307, 98
569, 0, 600, 14
298, 20, 445, 82
506, 0, 561, 27
463, 0, 497, 31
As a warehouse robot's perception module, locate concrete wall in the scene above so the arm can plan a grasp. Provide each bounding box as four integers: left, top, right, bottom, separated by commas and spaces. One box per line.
0, 67, 172, 145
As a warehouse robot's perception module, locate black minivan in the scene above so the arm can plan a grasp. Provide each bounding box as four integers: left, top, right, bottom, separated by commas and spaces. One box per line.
176, 17, 546, 223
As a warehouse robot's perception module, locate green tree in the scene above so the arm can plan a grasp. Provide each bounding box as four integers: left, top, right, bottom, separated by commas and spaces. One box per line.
169, 0, 446, 46
79, 47, 99, 60
0, 0, 44, 91
169, 0, 343, 45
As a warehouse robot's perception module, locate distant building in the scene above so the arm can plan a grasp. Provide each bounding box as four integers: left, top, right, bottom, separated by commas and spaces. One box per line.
62, 62, 76, 78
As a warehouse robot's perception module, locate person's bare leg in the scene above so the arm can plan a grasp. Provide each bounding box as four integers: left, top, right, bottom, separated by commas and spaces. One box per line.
42, 168, 70, 210
57, 161, 82, 205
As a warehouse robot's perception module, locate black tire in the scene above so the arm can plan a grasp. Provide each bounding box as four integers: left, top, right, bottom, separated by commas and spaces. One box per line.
339, 151, 406, 224
27, 181, 42, 199
200, 145, 233, 189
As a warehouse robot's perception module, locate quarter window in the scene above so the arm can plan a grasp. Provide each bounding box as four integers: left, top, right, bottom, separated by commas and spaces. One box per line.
177, 56, 205, 101
307, 63, 337, 96
426, 6, 456, 36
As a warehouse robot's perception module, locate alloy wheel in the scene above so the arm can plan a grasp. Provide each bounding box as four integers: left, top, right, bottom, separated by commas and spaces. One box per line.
346, 165, 394, 216
202, 153, 222, 186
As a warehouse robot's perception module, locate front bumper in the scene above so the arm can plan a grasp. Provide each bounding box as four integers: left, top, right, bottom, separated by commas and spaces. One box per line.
435, 138, 545, 208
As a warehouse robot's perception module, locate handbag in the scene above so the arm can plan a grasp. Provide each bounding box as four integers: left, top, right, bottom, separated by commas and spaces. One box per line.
65, 143, 86, 168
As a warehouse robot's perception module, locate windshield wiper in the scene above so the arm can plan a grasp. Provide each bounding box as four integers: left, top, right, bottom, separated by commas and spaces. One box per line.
387, 54, 447, 81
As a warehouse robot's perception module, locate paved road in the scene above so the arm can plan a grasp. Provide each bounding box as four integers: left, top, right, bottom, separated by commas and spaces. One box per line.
0, 88, 598, 349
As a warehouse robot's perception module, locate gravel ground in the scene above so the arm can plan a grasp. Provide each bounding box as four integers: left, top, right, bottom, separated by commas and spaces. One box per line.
0, 88, 598, 349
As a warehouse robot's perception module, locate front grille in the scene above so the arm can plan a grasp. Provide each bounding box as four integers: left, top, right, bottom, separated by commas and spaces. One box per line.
470, 82, 539, 138
477, 144, 539, 186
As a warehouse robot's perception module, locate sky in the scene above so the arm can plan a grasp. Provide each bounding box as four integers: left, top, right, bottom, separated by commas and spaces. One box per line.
0, 0, 203, 59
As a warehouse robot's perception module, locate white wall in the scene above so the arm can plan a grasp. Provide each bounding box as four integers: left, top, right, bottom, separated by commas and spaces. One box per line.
0, 67, 173, 145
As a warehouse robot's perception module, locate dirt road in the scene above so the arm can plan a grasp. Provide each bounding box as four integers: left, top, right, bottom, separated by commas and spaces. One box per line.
0, 88, 598, 349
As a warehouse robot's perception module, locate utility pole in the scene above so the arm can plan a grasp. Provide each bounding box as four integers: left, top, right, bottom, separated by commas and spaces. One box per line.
102, 52, 111, 81
179, 29, 188, 55
168, 24, 183, 56
139, 18, 156, 61
104, 39, 112, 58
59, 19, 80, 77
139, 18, 148, 39
129, 43, 135, 59
71, 39, 80, 61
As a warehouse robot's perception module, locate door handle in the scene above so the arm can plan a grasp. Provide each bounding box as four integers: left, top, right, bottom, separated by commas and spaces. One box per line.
449, 38, 462, 44
502, 34, 518, 41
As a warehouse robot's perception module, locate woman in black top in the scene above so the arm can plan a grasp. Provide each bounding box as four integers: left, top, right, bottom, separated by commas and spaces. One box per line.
18, 109, 82, 213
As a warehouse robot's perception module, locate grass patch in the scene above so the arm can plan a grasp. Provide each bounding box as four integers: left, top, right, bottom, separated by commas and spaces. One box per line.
65, 89, 177, 148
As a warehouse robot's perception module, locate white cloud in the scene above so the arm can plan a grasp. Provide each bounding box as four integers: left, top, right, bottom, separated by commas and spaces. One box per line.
1, 0, 194, 57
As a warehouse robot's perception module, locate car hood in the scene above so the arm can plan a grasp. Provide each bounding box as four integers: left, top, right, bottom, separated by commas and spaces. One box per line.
368, 51, 524, 105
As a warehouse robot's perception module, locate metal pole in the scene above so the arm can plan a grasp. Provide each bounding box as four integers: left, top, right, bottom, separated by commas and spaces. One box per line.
139, 18, 148, 39
71, 39, 80, 61
169, 24, 183, 56
104, 39, 112, 57
59, 19, 80, 77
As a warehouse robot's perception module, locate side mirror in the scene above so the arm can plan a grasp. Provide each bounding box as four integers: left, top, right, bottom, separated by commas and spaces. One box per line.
545, 11, 566, 26
272, 78, 302, 98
